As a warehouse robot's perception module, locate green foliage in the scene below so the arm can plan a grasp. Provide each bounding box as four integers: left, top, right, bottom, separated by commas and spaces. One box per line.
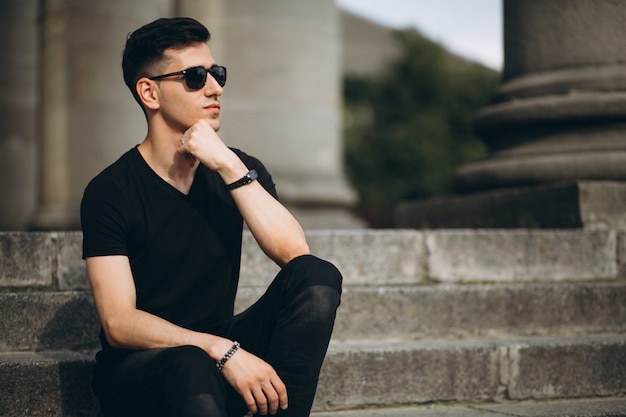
343, 29, 500, 227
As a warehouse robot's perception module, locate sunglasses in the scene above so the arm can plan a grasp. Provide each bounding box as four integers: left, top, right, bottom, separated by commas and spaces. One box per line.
148, 65, 227, 90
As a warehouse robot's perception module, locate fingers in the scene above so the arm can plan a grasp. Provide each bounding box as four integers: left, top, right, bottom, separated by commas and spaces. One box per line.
268, 374, 288, 412
240, 379, 285, 415
178, 131, 198, 167
178, 120, 229, 170
254, 385, 271, 415
223, 349, 288, 415
274, 377, 289, 411
241, 390, 258, 415
246, 380, 286, 415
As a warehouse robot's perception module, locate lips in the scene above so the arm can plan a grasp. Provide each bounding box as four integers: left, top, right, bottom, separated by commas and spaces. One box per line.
204, 103, 221, 115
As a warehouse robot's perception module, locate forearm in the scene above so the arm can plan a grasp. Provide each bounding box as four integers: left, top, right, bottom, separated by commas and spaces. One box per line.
231, 181, 310, 266
215, 153, 309, 266
102, 307, 231, 361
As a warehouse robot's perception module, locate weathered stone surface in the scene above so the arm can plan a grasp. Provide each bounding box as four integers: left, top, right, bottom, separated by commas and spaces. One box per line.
0, 292, 99, 351
306, 230, 425, 286
315, 406, 503, 417
505, 336, 626, 400
426, 229, 617, 283
240, 230, 425, 287
56, 231, 88, 290
616, 230, 626, 278
326, 283, 626, 341
313, 397, 626, 417
396, 181, 626, 230
6, 230, 626, 289
314, 337, 626, 411
0, 232, 54, 288
0, 351, 99, 417
4, 283, 624, 350
315, 340, 502, 410
480, 397, 626, 417
1, 327, 625, 414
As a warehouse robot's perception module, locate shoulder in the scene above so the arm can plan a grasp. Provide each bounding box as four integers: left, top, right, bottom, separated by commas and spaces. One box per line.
83, 148, 142, 196
80, 148, 141, 227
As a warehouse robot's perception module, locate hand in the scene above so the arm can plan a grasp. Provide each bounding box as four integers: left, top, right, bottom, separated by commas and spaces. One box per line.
178, 119, 234, 172
221, 347, 288, 415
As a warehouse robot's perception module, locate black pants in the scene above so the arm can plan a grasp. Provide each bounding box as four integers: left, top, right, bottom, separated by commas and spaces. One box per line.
93, 255, 342, 417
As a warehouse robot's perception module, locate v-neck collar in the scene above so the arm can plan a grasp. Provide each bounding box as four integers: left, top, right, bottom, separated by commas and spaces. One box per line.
133, 146, 198, 197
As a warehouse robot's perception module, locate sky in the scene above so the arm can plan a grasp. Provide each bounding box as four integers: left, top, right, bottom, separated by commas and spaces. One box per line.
336, 0, 503, 70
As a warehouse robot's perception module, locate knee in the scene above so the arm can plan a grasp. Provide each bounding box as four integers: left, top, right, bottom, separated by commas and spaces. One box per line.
286, 254, 343, 295
284, 256, 343, 322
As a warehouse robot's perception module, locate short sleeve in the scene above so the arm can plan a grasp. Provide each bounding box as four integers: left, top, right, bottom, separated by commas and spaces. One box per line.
80, 175, 130, 259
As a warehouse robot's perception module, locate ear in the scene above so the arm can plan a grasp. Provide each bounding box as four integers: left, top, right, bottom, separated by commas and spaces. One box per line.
136, 78, 160, 111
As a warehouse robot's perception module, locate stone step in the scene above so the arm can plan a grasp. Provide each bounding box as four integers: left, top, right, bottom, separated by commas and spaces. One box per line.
312, 397, 626, 417
314, 336, 626, 411
2, 282, 625, 351
1, 229, 624, 290
0, 350, 97, 417
1, 336, 625, 416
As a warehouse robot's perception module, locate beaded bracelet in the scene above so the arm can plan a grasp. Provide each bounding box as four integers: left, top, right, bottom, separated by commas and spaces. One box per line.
216, 341, 240, 372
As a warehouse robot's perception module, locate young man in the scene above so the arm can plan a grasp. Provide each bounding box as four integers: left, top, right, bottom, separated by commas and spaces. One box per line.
80, 17, 342, 417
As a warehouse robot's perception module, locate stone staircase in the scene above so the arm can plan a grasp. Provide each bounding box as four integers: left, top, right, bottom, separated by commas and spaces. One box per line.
1, 229, 625, 416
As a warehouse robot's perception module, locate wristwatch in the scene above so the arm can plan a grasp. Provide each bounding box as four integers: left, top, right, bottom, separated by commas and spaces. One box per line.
225, 169, 258, 190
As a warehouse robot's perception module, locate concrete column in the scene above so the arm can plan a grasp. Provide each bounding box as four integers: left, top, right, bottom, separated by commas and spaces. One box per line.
397, 0, 626, 229
33, 0, 173, 229
456, 0, 626, 192
0, 0, 38, 230
183, 0, 360, 228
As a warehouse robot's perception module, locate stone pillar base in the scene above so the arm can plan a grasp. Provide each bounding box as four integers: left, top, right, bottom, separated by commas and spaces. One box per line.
395, 181, 626, 229
30, 203, 80, 231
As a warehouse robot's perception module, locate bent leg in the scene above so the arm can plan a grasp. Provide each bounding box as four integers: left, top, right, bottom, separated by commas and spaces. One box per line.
225, 255, 343, 416
94, 345, 231, 417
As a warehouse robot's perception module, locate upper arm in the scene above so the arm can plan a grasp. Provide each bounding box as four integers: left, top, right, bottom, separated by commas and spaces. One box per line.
86, 256, 136, 334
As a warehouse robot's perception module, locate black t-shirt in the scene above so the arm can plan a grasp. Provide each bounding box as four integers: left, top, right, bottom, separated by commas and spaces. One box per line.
81, 146, 277, 354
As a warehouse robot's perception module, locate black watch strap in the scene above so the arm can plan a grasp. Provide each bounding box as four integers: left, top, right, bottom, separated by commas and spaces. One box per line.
225, 169, 258, 190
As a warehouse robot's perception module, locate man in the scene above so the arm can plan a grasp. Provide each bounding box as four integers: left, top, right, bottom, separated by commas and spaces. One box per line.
80, 17, 342, 417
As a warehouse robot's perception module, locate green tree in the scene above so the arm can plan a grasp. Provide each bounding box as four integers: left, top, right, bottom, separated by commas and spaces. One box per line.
343, 29, 500, 227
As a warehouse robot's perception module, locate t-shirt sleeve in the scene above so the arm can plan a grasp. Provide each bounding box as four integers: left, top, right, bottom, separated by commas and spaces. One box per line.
80, 175, 130, 259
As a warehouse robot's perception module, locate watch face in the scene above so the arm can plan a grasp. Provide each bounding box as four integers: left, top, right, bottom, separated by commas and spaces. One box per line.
249, 169, 258, 180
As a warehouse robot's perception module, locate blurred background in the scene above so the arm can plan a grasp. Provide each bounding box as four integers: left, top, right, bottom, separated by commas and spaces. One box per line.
0, 0, 501, 230
339, 0, 501, 226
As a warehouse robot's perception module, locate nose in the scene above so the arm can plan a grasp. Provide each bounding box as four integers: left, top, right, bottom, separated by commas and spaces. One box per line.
204, 74, 223, 97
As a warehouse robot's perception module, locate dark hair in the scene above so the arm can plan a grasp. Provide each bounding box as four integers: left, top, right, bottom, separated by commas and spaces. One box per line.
122, 17, 211, 108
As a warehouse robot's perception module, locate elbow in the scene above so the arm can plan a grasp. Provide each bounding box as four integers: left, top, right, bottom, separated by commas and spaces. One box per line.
101, 316, 128, 349
295, 241, 311, 258
278, 241, 311, 267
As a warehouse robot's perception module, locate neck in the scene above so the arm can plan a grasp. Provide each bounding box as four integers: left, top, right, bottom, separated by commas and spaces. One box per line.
138, 129, 198, 195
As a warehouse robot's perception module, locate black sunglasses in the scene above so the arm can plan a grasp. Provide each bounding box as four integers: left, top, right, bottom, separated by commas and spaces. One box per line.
148, 65, 227, 90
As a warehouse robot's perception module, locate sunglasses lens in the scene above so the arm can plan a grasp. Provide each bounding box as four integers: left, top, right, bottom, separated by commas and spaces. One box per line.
209, 66, 227, 87
185, 67, 208, 90
182, 66, 227, 90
